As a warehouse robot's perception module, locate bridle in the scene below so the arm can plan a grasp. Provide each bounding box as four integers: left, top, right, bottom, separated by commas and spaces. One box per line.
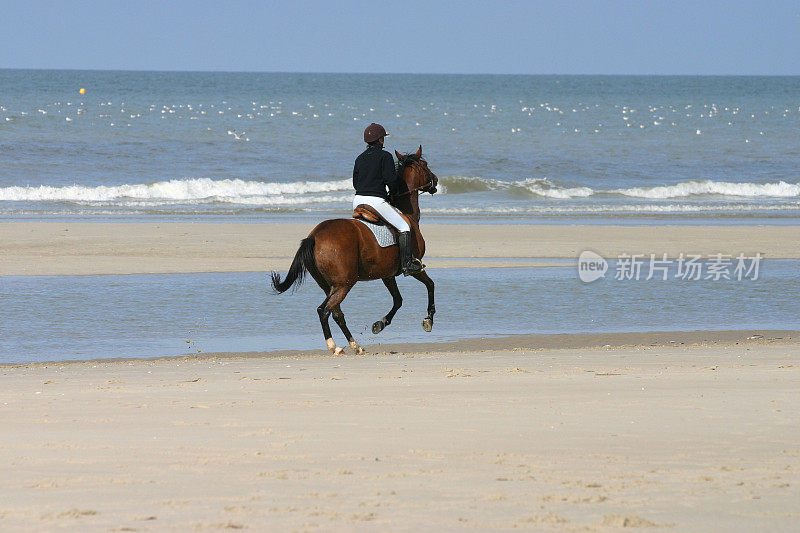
394, 159, 437, 197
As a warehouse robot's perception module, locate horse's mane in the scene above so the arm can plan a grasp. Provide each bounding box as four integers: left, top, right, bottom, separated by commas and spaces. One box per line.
390, 152, 424, 209
395, 152, 424, 177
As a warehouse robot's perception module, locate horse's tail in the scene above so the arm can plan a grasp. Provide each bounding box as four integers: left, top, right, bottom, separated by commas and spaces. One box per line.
270, 237, 316, 294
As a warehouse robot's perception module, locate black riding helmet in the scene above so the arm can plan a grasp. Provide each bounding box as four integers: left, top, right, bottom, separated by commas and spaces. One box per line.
363, 123, 389, 143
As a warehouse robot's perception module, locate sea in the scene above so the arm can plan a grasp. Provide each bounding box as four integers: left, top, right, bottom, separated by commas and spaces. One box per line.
1, 70, 799, 363
1, 70, 799, 223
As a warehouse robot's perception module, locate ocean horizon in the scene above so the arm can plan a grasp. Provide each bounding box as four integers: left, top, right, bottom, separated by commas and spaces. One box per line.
1, 69, 799, 223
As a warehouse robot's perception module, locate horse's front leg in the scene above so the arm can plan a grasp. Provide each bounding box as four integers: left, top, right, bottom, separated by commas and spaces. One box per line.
372, 277, 403, 334
411, 271, 435, 332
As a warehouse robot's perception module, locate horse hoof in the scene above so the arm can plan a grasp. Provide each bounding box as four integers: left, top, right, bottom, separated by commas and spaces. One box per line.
326, 338, 343, 355
372, 320, 385, 334
349, 341, 365, 355
422, 318, 433, 332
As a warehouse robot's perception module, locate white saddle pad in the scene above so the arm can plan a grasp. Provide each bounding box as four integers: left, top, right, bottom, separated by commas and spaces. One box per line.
354, 218, 396, 247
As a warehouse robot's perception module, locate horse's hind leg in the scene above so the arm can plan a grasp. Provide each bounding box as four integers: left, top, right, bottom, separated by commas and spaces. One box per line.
411, 271, 435, 332
372, 277, 403, 334
316, 294, 340, 355
331, 304, 364, 355
318, 284, 353, 355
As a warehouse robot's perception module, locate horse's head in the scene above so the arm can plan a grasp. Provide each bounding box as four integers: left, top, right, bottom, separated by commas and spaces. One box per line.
395, 145, 438, 195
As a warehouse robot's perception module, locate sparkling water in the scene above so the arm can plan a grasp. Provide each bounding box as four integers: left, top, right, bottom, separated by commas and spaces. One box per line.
1, 70, 799, 222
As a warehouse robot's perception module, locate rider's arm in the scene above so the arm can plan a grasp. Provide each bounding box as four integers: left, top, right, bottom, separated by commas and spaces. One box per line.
382, 152, 399, 197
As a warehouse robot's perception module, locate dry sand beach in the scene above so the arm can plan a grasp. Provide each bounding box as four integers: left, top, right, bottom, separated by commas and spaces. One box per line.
2, 222, 799, 531
1, 333, 799, 531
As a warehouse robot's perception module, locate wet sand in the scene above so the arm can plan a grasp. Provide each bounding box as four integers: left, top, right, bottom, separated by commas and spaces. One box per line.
199, 329, 800, 360
2, 222, 798, 530
1, 332, 798, 531
1, 222, 797, 275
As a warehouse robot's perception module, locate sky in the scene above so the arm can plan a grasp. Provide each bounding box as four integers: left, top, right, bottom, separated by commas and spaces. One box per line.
2, 0, 799, 75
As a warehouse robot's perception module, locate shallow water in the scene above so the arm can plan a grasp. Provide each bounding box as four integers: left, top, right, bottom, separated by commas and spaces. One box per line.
1, 71, 799, 222
1, 262, 798, 364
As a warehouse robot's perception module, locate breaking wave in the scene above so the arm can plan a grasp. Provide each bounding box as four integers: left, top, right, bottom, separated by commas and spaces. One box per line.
427, 202, 800, 215
0, 177, 353, 204
616, 180, 800, 198
0, 177, 798, 208
438, 176, 593, 198
438, 176, 800, 199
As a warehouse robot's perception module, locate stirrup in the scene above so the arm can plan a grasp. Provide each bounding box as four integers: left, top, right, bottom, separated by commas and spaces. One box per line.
402, 258, 425, 276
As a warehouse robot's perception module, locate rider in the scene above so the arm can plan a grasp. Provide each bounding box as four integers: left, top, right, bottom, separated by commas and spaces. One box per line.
353, 123, 423, 275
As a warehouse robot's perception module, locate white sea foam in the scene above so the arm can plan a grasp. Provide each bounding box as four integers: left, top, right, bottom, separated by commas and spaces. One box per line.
4, 201, 799, 218
617, 180, 800, 199
77, 194, 347, 208
438, 176, 593, 198
1, 177, 798, 209
0, 178, 352, 204
518, 178, 593, 199
438, 176, 800, 199
427, 202, 800, 215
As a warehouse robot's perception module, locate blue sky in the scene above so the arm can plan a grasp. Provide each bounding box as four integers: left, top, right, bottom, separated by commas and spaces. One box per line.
2, 0, 799, 74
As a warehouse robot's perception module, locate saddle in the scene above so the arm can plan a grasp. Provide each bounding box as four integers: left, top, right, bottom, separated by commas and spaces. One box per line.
353, 204, 403, 241
352, 204, 419, 237
353, 204, 389, 226
353, 204, 426, 267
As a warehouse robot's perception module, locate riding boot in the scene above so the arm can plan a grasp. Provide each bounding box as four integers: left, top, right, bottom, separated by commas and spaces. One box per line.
398, 231, 424, 276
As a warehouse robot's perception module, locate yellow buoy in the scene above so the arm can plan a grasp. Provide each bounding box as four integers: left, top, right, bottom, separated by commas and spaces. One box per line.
79, 88, 85, 95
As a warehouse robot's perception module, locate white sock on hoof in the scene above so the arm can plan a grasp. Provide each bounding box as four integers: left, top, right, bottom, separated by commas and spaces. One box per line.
349, 340, 364, 355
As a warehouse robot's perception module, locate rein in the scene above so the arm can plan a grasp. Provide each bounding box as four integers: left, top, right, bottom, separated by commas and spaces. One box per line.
394, 160, 435, 197
394, 181, 433, 197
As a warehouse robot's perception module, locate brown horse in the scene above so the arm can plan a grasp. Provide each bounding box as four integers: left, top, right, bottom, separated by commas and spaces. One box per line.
271, 145, 438, 355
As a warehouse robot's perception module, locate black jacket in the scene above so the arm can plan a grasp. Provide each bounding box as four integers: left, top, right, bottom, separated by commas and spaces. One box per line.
353, 145, 398, 199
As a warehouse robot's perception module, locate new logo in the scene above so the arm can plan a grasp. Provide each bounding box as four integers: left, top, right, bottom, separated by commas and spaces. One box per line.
578, 250, 608, 283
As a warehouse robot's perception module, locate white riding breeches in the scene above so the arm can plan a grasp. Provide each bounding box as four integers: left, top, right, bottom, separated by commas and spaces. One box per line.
353, 195, 410, 232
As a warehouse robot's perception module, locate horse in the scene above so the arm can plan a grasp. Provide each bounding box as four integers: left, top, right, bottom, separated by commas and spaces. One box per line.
270, 145, 438, 355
